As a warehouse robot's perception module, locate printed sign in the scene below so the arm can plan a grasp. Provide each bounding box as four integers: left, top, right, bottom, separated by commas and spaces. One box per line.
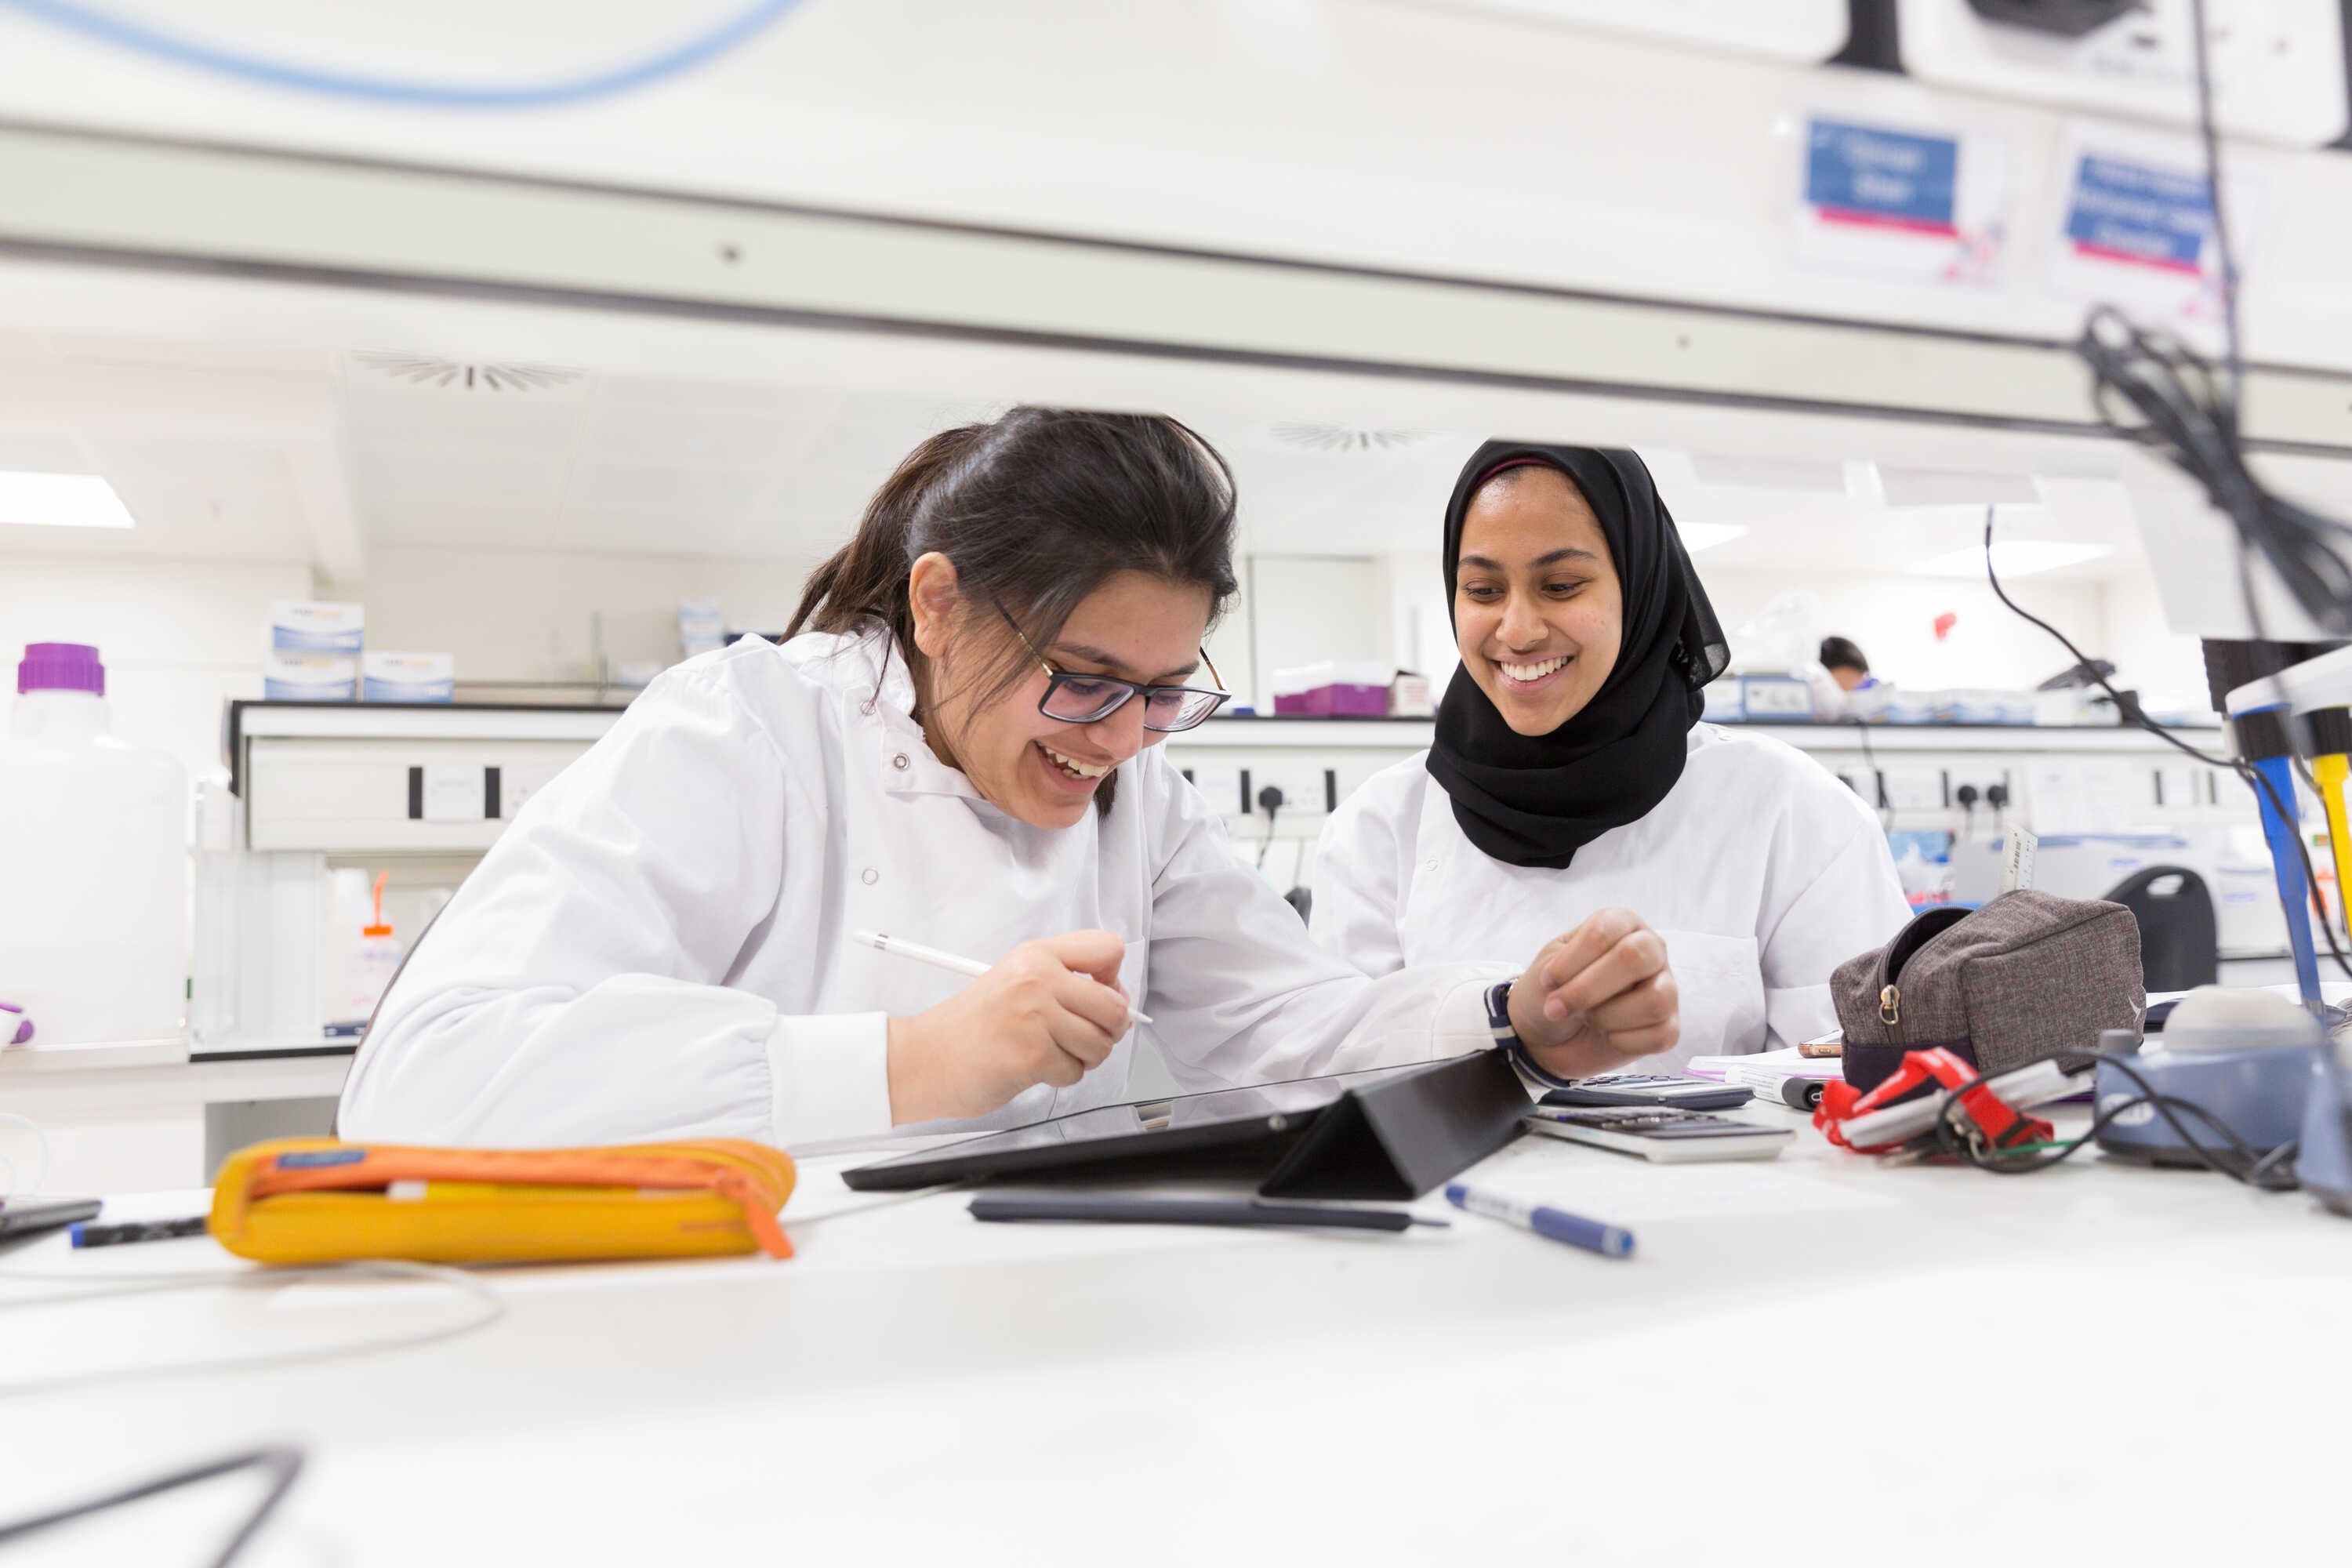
2063, 154, 2211, 275
1806, 119, 1959, 236
1792, 115, 2007, 285
2045, 122, 2260, 332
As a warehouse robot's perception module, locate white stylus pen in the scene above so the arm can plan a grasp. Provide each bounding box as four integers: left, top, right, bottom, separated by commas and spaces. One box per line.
852, 929, 1153, 1025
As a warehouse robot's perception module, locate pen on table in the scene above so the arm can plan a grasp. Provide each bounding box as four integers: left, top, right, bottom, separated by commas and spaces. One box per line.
70, 1216, 209, 1248
854, 929, 1153, 1025
1443, 1183, 1635, 1260
969, 1192, 1443, 1232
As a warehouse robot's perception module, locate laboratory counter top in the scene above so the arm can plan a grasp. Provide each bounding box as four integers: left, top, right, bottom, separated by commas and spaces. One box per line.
227, 695, 2223, 779
3, 1101, 2346, 1566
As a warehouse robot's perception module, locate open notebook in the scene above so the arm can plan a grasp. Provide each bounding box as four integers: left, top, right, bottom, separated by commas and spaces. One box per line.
1682, 1046, 1846, 1084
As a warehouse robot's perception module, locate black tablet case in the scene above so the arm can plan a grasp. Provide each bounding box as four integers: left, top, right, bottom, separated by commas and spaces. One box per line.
845, 1050, 1530, 1200
1257, 1049, 1530, 1200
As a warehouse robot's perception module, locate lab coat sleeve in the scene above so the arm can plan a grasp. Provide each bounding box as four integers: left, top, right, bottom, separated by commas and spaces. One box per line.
338, 666, 893, 1150
1138, 764, 1508, 1094
1306, 771, 1411, 978
1756, 810, 1913, 1049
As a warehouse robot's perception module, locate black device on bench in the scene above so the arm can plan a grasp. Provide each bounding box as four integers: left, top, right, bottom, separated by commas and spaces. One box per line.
842, 1050, 1530, 1200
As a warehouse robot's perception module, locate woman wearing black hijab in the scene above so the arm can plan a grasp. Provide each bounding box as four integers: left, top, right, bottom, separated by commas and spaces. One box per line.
1311, 442, 1908, 1073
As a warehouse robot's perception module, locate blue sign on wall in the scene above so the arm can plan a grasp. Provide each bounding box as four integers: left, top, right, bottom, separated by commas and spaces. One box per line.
1804, 118, 1960, 235
2063, 155, 2212, 274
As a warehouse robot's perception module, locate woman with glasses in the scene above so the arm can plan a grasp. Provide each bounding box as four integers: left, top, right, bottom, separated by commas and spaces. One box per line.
340, 409, 1656, 1149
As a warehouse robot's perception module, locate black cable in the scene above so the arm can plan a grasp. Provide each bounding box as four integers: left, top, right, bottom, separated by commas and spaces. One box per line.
1254, 784, 1283, 870
0, 1444, 304, 1567
1847, 719, 1892, 828
2070, 0, 2352, 639
2187, 0, 2243, 399
1981, 508, 2352, 986
2246, 1138, 2301, 1188
1922, 1047, 2299, 1191
2076, 311, 2352, 636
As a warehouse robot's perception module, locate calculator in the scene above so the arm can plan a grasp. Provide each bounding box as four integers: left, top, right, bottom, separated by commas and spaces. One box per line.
1539, 1073, 1755, 1112
1523, 1105, 1793, 1163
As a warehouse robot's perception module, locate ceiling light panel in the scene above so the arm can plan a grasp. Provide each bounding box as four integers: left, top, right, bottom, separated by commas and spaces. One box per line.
0, 472, 136, 529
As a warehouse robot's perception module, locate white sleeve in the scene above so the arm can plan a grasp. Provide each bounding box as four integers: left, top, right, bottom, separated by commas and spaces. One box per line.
337, 669, 893, 1150
1138, 765, 1507, 1095
1307, 774, 1410, 978
1757, 807, 1913, 1049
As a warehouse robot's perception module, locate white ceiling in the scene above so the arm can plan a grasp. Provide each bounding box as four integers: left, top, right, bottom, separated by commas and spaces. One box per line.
339, 361, 1000, 558
0, 252, 2274, 595
0, 340, 2160, 587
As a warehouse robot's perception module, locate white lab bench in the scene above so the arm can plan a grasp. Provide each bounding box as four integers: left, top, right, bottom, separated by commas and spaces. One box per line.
3, 1105, 2346, 1566
0, 1038, 353, 1197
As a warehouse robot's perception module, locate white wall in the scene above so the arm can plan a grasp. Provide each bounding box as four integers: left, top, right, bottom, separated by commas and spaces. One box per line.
1378, 550, 1461, 691
326, 546, 825, 686
1348, 546, 2140, 702
2, 544, 1316, 778
15, 539, 2198, 788
2098, 559, 2218, 720
4, 539, 2212, 792
0, 553, 310, 782
1, 547, 833, 779
1240, 554, 1385, 710
1700, 568, 2110, 692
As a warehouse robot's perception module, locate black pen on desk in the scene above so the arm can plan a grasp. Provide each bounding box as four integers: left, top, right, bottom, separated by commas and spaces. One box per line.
69, 1216, 209, 1248
968, 1192, 1445, 1233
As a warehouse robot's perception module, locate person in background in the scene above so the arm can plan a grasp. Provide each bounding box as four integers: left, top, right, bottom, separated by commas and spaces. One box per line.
340, 411, 1674, 1151
1310, 442, 1910, 1071
1819, 636, 1877, 692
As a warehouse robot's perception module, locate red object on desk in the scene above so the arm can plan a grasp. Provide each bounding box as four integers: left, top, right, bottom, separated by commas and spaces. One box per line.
1815, 1045, 2053, 1154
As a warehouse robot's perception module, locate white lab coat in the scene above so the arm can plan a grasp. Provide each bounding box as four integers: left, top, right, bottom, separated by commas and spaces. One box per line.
339, 631, 1508, 1150
1310, 724, 1911, 1069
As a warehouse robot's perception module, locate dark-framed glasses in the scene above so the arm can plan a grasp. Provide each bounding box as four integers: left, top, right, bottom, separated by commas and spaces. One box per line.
1000, 608, 1232, 733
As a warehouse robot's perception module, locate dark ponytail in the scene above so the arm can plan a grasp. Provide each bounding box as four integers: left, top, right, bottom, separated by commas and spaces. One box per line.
789, 405, 1240, 738
787, 423, 989, 652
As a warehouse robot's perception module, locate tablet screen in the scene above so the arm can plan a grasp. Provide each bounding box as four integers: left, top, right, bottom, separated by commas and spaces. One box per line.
844, 1062, 1419, 1185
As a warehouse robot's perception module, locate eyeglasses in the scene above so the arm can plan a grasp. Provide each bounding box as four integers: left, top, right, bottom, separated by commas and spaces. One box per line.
999, 608, 1232, 733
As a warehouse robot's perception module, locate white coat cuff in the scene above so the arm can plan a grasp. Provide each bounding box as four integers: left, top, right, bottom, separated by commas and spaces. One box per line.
1436, 971, 1548, 1103
1432, 970, 1516, 1058
767, 1011, 893, 1147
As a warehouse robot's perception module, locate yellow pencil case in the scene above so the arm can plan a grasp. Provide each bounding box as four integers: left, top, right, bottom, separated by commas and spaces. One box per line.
209, 1138, 797, 1265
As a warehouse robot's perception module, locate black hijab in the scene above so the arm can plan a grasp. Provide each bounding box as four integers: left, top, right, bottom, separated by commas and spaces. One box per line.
1425, 442, 1730, 869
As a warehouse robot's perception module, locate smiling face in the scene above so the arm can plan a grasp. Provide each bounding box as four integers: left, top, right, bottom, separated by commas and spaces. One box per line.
1453, 466, 1624, 736
909, 557, 1214, 829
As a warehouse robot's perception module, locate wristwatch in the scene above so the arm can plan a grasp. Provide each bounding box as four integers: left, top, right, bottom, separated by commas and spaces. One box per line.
1486, 979, 1576, 1090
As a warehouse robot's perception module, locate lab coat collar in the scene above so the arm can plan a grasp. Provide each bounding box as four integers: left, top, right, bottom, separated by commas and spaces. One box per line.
844, 629, 982, 803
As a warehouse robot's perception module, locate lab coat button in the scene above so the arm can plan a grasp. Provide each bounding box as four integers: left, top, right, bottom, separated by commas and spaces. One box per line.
1423, 858, 1439, 871
861, 701, 877, 716
891, 753, 910, 771
861, 867, 880, 885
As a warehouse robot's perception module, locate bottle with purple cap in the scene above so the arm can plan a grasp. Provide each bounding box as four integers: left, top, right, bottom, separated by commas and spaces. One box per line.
1, 643, 189, 1049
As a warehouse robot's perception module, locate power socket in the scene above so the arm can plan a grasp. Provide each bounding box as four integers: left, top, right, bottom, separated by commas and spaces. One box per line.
1180, 764, 1244, 816
1878, 766, 1947, 814
1238, 764, 1338, 820
1947, 768, 2012, 815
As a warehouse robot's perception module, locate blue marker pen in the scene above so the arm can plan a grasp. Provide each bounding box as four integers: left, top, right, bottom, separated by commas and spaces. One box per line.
1443, 1182, 1635, 1260
2231, 695, 2323, 1012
